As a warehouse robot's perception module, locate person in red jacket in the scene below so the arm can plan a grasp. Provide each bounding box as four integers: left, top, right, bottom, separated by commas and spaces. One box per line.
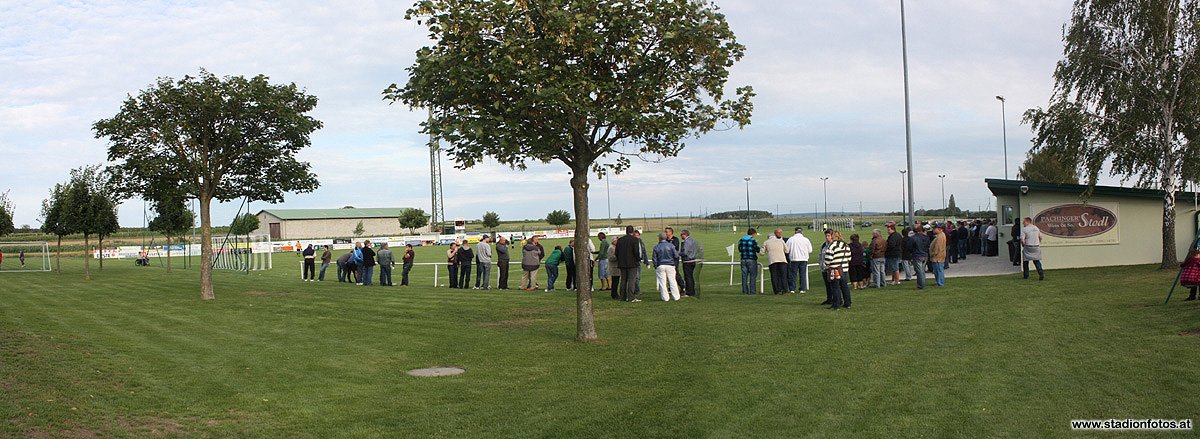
1182, 246, 1200, 301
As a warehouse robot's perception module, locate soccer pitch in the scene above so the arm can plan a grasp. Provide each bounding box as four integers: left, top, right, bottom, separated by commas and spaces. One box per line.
2, 229, 1197, 437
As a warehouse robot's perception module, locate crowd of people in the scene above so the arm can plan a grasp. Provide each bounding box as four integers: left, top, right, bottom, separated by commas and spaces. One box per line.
299, 218, 1058, 305
735, 217, 1047, 310
302, 240, 416, 287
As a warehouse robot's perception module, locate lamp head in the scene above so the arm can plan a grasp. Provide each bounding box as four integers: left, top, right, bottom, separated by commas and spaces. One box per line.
995, 95, 1005, 102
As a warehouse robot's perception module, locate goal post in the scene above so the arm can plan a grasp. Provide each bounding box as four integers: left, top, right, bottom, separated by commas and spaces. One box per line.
210, 234, 272, 273
0, 241, 51, 272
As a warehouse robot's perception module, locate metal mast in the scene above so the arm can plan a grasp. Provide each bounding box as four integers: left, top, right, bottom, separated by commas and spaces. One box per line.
428, 108, 446, 232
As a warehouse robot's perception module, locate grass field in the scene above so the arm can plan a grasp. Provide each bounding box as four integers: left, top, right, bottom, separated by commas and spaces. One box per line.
2, 229, 1198, 437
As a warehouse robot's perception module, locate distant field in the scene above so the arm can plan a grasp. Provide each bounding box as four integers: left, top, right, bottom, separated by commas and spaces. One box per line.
4, 229, 1191, 437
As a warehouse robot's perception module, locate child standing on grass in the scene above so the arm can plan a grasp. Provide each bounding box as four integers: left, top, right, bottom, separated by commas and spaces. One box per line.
1181, 247, 1200, 301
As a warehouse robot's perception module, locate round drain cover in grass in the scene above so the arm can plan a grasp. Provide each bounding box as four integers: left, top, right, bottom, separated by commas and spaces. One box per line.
407, 367, 465, 377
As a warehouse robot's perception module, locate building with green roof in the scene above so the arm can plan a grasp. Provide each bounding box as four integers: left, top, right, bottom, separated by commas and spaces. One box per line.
253, 208, 422, 240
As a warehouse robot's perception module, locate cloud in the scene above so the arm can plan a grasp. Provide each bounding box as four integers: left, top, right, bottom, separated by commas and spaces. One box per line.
1, 0, 1095, 228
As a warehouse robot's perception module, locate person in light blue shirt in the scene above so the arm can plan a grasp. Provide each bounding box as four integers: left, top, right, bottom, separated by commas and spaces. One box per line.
653, 232, 681, 301
352, 242, 365, 285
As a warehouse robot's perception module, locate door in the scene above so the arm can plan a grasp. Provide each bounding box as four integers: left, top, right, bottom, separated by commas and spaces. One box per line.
269, 223, 281, 240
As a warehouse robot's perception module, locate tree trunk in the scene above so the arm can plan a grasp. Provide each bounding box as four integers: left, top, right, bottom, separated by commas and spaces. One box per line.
199, 196, 215, 300
55, 236, 61, 273
1161, 172, 1179, 268
569, 169, 598, 342
166, 235, 172, 272
84, 234, 91, 280
98, 236, 104, 270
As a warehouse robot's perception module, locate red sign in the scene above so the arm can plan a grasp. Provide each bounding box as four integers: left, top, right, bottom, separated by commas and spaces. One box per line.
1034, 204, 1118, 238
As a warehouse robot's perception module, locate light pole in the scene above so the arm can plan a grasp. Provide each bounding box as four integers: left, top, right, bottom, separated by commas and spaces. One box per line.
603, 164, 614, 225
899, 170, 907, 220
900, 0, 916, 226
743, 177, 752, 231
938, 174, 947, 215
820, 177, 830, 221
996, 95, 1009, 179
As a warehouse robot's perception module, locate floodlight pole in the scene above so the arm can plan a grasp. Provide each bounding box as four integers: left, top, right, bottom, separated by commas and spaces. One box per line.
900, 0, 916, 226
604, 164, 614, 226
997, 95, 1009, 179
820, 177, 830, 221
900, 170, 907, 219
744, 177, 752, 231
938, 174, 946, 214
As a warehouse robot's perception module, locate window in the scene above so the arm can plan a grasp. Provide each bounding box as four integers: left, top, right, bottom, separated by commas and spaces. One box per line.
1001, 205, 1015, 225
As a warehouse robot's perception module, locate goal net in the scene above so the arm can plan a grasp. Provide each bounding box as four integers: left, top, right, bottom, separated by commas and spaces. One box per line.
0, 242, 51, 272
211, 234, 272, 273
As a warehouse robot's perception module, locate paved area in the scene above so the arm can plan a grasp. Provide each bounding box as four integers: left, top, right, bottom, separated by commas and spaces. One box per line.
407, 367, 466, 377
942, 254, 1021, 278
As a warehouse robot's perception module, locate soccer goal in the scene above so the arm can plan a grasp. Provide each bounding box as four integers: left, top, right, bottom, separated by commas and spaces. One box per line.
211, 234, 272, 273
0, 242, 51, 272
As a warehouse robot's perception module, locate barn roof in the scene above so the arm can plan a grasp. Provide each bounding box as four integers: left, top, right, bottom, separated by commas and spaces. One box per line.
257, 208, 411, 220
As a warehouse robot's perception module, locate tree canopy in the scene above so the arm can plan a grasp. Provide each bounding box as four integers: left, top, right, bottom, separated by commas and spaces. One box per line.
398, 208, 430, 234
229, 213, 260, 236
387, 0, 753, 341
1024, 0, 1200, 267
0, 190, 13, 237
40, 183, 72, 272
1017, 149, 1081, 185
545, 209, 571, 226
481, 211, 501, 229
95, 69, 322, 299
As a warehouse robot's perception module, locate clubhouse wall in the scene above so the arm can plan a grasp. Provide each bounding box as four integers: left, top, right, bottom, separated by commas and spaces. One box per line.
988, 179, 1199, 270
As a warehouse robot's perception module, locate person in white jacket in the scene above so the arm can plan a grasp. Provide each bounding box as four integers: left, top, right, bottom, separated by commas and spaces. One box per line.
786, 227, 813, 293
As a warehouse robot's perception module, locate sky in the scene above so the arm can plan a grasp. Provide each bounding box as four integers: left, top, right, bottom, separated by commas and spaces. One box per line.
1, 0, 1088, 228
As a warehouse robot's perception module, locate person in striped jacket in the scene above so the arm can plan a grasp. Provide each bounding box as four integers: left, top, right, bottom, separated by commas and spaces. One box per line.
823, 230, 853, 310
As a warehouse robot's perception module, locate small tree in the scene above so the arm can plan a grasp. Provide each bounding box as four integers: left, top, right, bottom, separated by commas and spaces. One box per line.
0, 190, 14, 238
62, 165, 119, 280
96, 69, 321, 300
148, 196, 194, 272
481, 211, 500, 229
546, 209, 571, 227
40, 183, 73, 272
398, 208, 430, 234
353, 220, 365, 237
229, 213, 260, 235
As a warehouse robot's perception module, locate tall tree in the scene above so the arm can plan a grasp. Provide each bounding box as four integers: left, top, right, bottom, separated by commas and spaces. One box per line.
1024, 0, 1200, 268
148, 196, 195, 272
229, 213, 261, 235
62, 165, 119, 280
481, 211, 501, 229
387, 0, 753, 341
947, 194, 961, 215
0, 190, 13, 238
398, 208, 430, 234
39, 183, 73, 273
1017, 148, 1082, 185
95, 69, 322, 299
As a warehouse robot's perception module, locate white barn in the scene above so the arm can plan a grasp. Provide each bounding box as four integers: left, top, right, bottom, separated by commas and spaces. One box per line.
252, 208, 425, 240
